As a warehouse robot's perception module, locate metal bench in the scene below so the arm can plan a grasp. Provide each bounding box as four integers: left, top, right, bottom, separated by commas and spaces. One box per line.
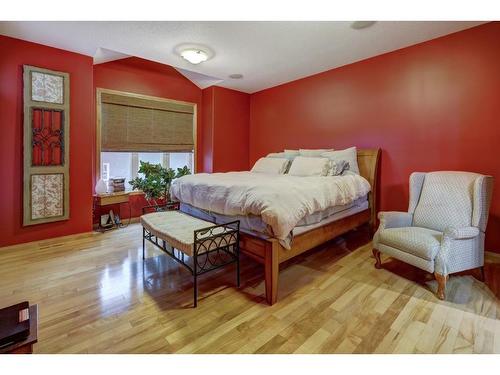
140, 211, 240, 307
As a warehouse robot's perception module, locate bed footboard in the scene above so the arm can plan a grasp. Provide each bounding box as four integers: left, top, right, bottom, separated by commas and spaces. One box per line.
240, 208, 371, 305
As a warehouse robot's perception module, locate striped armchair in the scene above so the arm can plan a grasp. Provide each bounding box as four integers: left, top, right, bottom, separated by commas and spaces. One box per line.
372, 171, 493, 300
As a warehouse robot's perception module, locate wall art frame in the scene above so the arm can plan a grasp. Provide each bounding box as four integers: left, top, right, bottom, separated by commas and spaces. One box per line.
23, 65, 70, 226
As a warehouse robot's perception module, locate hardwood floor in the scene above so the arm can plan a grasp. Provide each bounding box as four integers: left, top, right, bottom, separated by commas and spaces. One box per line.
1, 224, 499, 354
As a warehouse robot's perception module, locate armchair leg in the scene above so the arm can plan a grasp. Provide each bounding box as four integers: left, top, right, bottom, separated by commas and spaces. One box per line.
372, 249, 382, 269
434, 272, 447, 300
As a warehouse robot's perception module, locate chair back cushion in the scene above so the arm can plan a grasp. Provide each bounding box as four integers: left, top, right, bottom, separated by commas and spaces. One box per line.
413, 172, 479, 232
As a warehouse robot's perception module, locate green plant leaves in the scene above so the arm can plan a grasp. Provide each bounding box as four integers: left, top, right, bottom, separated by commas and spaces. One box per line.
128, 160, 191, 203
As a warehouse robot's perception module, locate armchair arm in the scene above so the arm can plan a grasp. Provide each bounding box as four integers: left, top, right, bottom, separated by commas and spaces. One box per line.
436, 226, 482, 276
378, 211, 413, 229
443, 226, 480, 240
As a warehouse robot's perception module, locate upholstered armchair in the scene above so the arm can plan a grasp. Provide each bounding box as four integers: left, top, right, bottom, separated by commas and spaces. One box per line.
373, 171, 493, 300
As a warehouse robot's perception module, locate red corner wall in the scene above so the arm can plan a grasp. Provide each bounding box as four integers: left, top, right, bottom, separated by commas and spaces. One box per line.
93, 57, 204, 173
249, 22, 500, 252
201, 87, 214, 173
0, 35, 94, 247
202, 86, 250, 172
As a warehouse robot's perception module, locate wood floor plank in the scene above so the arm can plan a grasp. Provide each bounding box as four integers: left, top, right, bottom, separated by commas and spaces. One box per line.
0, 223, 499, 353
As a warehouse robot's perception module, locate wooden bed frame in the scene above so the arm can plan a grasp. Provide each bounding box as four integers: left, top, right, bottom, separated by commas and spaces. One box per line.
239, 148, 381, 305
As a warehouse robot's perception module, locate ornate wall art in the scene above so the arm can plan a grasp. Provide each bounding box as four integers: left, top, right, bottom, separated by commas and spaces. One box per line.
31, 71, 64, 104
31, 108, 64, 166
31, 174, 64, 220
23, 66, 70, 226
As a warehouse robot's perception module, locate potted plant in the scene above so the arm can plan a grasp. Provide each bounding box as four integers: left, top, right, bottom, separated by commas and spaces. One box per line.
129, 161, 190, 211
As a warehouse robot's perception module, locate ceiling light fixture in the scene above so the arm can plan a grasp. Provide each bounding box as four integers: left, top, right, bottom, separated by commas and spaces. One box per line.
180, 49, 208, 64
229, 73, 243, 79
175, 43, 214, 65
350, 21, 377, 30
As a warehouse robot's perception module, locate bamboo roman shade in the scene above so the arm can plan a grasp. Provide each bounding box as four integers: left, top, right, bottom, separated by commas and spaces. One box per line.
100, 92, 195, 152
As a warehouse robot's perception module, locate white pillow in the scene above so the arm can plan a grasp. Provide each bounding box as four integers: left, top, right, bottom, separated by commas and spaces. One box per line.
321, 147, 360, 175
267, 152, 296, 161
251, 157, 290, 174
266, 150, 299, 161
299, 148, 334, 157
267, 152, 285, 157
287, 156, 331, 177
283, 149, 300, 158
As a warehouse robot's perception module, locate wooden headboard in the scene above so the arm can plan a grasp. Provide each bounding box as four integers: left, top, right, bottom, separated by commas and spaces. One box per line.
357, 148, 381, 230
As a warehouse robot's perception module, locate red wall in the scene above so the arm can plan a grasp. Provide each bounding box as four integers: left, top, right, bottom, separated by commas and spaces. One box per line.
249, 22, 500, 252
4, 23, 498, 251
203, 86, 250, 172
201, 87, 214, 173
0, 35, 94, 247
213, 86, 250, 172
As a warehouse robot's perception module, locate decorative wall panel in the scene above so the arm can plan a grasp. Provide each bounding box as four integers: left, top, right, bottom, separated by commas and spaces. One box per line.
31, 174, 64, 220
31, 71, 64, 103
31, 108, 64, 166
23, 65, 70, 226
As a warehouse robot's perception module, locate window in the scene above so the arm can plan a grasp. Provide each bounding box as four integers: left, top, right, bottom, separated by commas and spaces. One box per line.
101, 151, 193, 191
96, 89, 197, 192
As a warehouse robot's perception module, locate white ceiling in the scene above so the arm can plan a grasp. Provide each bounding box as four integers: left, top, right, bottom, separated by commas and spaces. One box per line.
0, 21, 484, 93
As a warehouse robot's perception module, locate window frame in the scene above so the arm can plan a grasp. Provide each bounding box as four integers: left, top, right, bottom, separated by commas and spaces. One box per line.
95, 88, 197, 184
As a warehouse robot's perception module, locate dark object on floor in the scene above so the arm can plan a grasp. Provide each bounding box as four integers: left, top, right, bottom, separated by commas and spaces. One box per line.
0, 301, 30, 347
0, 304, 38, 354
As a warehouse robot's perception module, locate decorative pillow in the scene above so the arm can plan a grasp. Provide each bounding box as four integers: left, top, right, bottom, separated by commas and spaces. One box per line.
251, 157, 290, 174
284, 149, 300, 156
321, 147, 360, 175
330, 160, 350, 176
299, 148, 334, 157
287, 156, 331, 177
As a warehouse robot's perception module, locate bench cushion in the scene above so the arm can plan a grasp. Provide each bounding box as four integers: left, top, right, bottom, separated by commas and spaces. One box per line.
140, 211, 235, 257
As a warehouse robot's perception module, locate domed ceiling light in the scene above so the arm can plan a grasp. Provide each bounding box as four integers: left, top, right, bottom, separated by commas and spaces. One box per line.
175, 44, 214, 65
180, 49, 209, 64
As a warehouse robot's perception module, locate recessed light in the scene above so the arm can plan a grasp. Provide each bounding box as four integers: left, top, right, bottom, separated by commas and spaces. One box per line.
180, 49, 208, 65
350, 21, 376, 30
229, 74, 243, 79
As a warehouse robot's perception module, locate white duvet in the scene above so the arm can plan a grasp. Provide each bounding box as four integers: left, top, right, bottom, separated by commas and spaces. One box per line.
170, 171, 371, 245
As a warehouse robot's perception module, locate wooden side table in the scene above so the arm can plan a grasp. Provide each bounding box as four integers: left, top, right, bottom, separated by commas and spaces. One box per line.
93, 191, 132, 231
0, 304, 38, 354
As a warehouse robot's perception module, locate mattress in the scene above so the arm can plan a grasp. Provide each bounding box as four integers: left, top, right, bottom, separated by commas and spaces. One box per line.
171, 171, 371, 247
180, 195, 369, 248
